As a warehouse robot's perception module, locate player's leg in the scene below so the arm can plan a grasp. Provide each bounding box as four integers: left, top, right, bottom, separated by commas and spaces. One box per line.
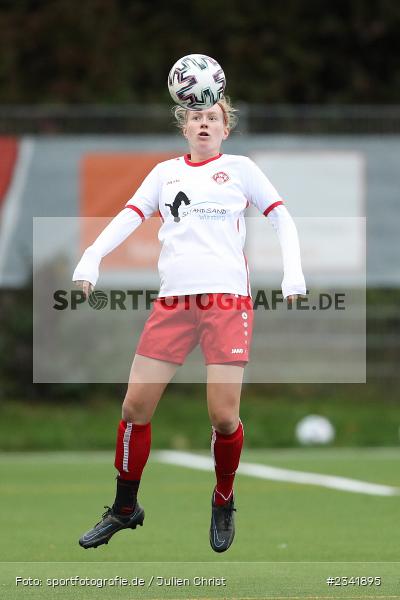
113, 355, 178, 513
111, 296, 196, 528
207, 364, 244, 552
197, 293, 252, 552
79, 355, 178, 549
207, 364, 244, 502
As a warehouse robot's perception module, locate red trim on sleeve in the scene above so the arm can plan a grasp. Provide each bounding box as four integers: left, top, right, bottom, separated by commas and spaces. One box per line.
158, 209, 164, 223
263, 200, 284, 217
126, 204, 145, 222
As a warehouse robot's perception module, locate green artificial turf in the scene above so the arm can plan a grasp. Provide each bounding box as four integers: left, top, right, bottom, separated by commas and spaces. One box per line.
0, 449, 399, 599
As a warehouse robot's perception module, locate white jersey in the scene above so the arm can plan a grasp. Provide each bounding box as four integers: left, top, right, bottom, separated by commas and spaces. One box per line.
73, 153, 306, 298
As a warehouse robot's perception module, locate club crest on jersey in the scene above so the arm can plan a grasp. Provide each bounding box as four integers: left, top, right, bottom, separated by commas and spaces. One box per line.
212, 171, 230, 185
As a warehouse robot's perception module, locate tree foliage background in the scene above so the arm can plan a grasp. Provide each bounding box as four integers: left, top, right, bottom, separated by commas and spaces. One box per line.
0, 0, 399, 104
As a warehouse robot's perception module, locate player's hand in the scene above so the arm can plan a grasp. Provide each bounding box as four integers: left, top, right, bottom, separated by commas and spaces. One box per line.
74, 280, 94, 299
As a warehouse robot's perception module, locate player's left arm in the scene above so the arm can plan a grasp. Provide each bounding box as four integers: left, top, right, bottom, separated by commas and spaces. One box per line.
267, 203, 307, 300
244, 158, 306, 300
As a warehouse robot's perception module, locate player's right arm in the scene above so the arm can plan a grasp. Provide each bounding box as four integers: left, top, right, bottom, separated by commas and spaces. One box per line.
72, 165, 160, 296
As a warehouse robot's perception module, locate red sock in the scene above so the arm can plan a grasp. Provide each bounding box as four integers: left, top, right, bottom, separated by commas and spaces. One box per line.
114, 420, 151, 480
211, 420, 244, 506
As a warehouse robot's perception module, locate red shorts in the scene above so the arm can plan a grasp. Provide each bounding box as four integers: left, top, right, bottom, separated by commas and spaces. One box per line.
136, 293, 253, 366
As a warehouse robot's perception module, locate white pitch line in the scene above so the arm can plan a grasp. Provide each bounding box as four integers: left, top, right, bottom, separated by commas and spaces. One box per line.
155, 450, 400, 497
0, 137, 35, 285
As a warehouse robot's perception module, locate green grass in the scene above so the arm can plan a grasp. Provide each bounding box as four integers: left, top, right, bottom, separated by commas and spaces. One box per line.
0, 449, 400, 598
2, 387, 400, 451
1, 562, 399, 599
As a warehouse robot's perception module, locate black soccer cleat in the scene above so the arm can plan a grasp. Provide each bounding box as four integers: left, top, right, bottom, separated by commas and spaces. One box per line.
209, 492, 236, 553
79, 504, 144, 549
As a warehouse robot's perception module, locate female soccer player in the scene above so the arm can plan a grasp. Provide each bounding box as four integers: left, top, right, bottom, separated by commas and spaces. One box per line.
73, 97, 306, 553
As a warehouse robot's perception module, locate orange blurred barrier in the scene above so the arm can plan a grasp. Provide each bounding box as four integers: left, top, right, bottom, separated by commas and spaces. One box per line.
80, 152, 178, 270
0, 137, 18, 208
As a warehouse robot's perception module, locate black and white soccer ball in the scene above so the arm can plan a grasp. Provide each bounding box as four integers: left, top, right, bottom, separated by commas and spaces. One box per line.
168, 54, 226, 110
295, 415, 335, 445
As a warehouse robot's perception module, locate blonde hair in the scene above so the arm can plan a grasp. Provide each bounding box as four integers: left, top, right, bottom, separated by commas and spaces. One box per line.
172, 96, 238, 132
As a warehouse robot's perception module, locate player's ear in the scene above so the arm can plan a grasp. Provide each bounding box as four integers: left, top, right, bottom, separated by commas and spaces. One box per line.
182, 110, 189, 139
222, 126, 230, 140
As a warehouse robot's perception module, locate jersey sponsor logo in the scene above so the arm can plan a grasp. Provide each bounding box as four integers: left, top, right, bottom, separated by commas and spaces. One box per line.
231, 348, 244, 354
181, 204, 228, 221
212, 171, 230, 184
166, 179, 180, 185
165, 191, 190, 222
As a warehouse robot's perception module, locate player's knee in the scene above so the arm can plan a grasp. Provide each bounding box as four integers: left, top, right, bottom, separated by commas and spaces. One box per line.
211, 414, 239, 435
121, 400, 134, 422
122, 394, 146, 423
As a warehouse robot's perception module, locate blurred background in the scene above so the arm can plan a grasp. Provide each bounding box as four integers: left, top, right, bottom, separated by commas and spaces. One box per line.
0, 0, 399, 451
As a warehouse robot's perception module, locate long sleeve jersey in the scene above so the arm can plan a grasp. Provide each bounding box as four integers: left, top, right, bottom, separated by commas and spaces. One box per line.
73, 153, 306, 298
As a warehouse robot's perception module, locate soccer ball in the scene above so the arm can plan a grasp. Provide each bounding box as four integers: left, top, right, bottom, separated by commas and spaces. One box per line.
168, 54, 226, 110
295, 415, 335, 445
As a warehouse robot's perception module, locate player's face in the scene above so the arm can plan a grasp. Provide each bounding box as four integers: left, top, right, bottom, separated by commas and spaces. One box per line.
183, 104, 229, 161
